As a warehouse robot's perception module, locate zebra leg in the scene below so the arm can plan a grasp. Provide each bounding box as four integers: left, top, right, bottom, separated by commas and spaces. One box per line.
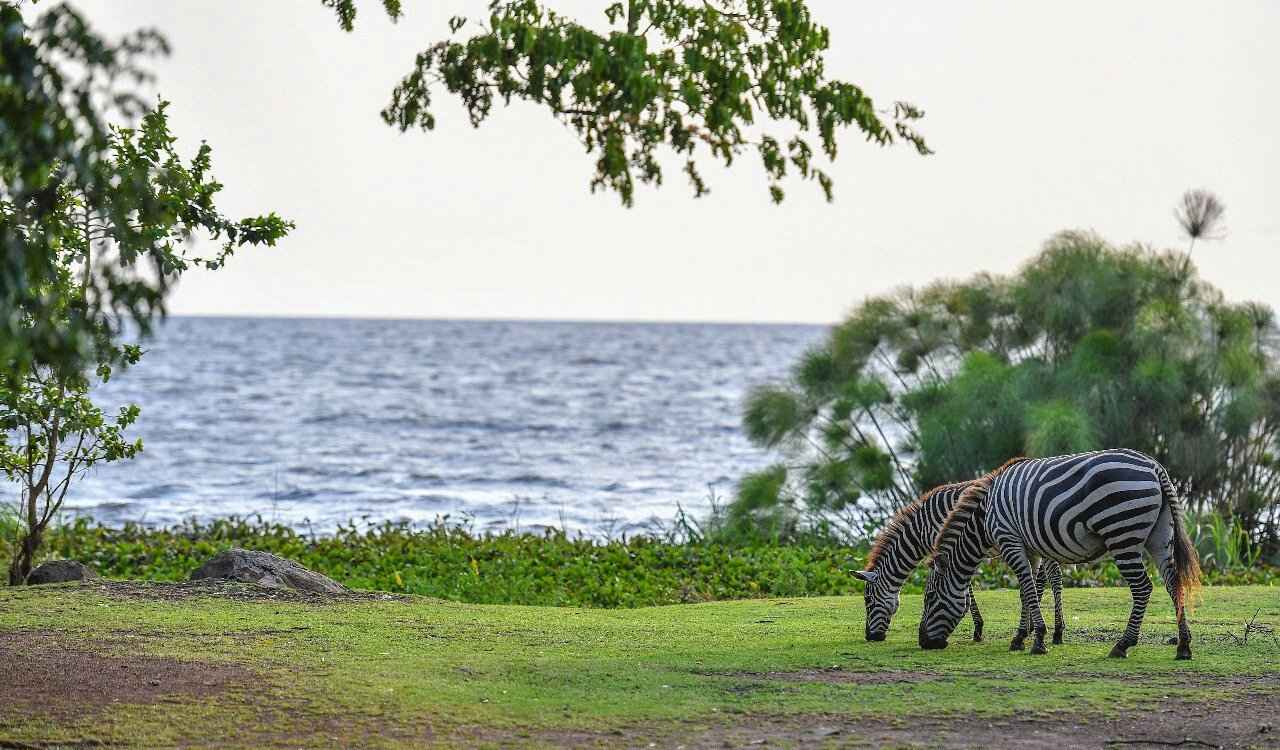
1107, 545, 1153, 659
1034, 559, 1049, 637
1159, 560, 1193, 660
1011, 599, 1029, 650
968, 587, 984, 642
1146, 513, 1193, 660
1011, 560, 1046, 650
1000, 543, 1048, 654
1048, 561, 1065, 645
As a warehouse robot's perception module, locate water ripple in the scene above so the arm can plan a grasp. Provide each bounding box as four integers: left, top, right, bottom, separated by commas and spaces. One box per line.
75, 318, 825, 533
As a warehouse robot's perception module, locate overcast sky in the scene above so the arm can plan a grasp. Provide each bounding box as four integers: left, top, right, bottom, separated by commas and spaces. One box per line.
77, 1, 1277, 324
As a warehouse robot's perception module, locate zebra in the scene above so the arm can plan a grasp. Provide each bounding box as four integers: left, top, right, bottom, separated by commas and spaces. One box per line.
919, 450, 1201, 659
854, 480, 1066, 645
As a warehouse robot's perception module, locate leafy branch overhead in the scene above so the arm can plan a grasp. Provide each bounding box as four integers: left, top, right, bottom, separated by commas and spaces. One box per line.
327, 0, 930, 206
105, 101, 294, 277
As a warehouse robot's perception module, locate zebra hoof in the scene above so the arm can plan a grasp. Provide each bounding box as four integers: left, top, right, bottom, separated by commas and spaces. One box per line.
972, 629, 983, 643
1107, 643, 1129, 659
1030, 644, 1048, 655
1176, 647, 1192, 661
1009, 639, 1025, 651
1052, 632, 1064, 645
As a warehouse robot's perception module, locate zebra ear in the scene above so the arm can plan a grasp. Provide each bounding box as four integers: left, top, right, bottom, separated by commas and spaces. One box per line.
852, 570, 877, 583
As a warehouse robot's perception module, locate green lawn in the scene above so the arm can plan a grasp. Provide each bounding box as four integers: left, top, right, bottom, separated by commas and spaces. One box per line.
1, 582, 1276, 748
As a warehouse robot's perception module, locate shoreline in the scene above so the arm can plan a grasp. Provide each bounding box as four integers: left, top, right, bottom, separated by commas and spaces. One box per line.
7, 515, 1275, 609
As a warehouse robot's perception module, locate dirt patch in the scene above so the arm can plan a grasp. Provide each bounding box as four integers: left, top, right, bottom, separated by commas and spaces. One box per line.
0, 629, 440, 749
1047, 671, 1280, 692
11, 578, 407, 605
702, 697, 1278, 750
698, 666, 943, 685
0, 629, 255, 720
478, 688, 1280, 749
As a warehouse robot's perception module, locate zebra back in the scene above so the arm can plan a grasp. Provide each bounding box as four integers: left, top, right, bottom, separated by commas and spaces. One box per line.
864, 480, 972, 575
931, 457, 1031, 562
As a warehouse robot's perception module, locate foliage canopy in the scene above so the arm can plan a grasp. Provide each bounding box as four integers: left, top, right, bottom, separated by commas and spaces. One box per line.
327, 0, 930, 206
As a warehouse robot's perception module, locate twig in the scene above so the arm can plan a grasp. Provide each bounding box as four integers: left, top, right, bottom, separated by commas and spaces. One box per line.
0, 740, 119, 749
1104, 739, 1218, 749
1226, 608, 1271, 646
1242, 608, 1261, 645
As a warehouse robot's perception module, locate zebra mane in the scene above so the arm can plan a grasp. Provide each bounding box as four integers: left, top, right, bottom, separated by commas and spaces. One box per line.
931, 457, 1030, 560
864, 480, 970, 571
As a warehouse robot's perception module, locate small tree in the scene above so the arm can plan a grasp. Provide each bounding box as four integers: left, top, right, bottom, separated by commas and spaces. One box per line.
1, 324, 143, 584
2, 101, 292, 584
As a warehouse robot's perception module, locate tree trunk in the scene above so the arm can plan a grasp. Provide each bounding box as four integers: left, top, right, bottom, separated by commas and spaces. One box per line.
11, 425, 58, 586
7, 527, 41, 585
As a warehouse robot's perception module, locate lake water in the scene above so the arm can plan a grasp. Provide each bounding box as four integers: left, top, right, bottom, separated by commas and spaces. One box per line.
71, 318, 826, 535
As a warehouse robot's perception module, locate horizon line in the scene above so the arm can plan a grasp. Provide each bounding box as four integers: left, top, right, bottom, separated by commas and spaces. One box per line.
163, 312, 835, 328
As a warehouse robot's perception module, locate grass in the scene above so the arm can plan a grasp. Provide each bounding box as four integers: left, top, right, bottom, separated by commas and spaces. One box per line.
1, 583, 1276, 748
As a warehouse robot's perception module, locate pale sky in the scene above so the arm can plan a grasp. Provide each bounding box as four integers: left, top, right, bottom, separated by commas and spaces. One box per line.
79, 1, 1277, 324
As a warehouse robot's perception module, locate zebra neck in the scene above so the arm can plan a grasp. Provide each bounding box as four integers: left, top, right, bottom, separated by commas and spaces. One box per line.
954, 539, 988, 571
868, 524, 932, 590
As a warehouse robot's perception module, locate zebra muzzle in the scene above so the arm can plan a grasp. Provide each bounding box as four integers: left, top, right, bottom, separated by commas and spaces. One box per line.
918, 626, 948, 650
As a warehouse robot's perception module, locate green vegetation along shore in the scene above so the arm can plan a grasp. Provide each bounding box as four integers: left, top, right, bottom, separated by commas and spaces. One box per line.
7, 516, 1276, 608
2, 583, 1276, 749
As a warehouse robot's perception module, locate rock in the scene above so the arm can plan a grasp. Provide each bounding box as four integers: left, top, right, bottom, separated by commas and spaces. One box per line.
189, 549, 347, 594
27, 560, 98, 584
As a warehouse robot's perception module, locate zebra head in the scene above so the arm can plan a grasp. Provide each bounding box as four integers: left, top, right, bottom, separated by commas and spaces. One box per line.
918, 552, 969, 649
918, 475, 993, 650
852, 569, 899, 641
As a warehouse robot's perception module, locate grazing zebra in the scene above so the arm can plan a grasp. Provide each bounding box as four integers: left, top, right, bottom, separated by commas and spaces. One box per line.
919, 450, 1201, 660
854, 481, 1065, 644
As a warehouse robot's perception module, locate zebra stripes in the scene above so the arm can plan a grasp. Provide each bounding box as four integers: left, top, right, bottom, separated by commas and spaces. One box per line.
920, 449, 1201, 659
855, 480, 1064, 644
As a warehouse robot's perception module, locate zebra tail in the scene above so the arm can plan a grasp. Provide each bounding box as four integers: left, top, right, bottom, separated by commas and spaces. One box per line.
1160, 467, 1202, 613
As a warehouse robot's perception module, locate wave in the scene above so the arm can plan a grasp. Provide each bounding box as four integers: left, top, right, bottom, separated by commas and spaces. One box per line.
260, 488, 318, 501
595, 420, 632, 434
127, 483, 193, 499
429, 418, 568, 434
301, 410, 360, 425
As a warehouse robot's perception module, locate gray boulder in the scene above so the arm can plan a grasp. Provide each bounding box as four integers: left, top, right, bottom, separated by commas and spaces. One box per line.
28, 560, 98, 584
190, 549, 347, 594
